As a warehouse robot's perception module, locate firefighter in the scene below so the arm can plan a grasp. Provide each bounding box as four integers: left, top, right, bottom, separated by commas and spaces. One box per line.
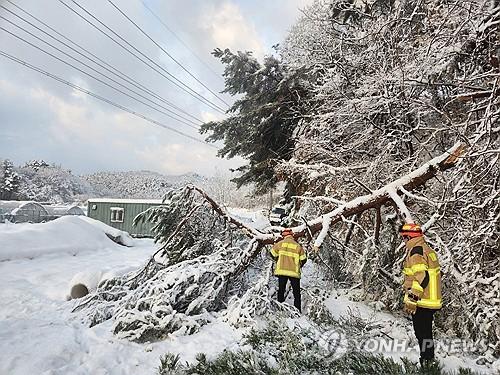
400, 223, 442, 366
271, 228, 307, 312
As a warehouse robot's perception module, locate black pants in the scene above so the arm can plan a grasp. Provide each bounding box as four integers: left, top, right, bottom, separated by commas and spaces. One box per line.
277, 275, 301, 312
412, 307, 436, 363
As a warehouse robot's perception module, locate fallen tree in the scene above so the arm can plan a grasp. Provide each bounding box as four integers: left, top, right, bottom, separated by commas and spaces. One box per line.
73, 144, 466, 343
271, 142, 466, 245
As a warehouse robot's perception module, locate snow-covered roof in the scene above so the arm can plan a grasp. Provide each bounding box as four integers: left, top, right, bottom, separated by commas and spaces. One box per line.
12, 202, 48, 215
0, 201, 47, 214
0, 201, 25, 213
87, 198, 163, 204
45, 205, 85, 215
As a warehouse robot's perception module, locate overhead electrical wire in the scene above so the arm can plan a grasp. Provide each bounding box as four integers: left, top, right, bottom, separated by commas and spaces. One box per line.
0, 14, 201, 128
107, 0, 229, 107
0, 49, 217, 148
57, 0, 226, 114
0, 25, 201, 130
140, 0, 224, 84
59, 0, 222, 113
4, 0, 204, 125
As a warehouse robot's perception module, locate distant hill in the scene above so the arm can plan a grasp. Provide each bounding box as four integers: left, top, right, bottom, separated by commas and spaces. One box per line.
1, 159, 209, 203
81, 171, 208, 200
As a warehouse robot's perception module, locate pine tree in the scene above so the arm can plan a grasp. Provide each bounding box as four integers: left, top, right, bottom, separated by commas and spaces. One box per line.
0, 159, 20, 200
201, 48, 314, 194
23, 159, 49, 172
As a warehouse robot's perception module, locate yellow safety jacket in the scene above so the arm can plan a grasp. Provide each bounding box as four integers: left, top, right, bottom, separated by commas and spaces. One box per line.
403, 236, 442, 309
271, 235, 307, 278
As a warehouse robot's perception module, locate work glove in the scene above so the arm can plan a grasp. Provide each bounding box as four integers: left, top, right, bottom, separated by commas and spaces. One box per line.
403, 292, 419, 315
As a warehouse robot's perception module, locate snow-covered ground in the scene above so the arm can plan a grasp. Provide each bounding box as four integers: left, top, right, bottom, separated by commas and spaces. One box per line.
0, 220, 241, 375
0, 218, 496, 374
324, 291, 496, 373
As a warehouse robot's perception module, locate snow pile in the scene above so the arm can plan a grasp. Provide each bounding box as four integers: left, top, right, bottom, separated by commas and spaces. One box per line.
0, 216, 134, 261
79, 216, 135, 247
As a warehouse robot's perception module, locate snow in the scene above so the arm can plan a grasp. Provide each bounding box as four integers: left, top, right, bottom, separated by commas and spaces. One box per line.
0, 212, 494, 374
68, 270, 104, 299
304, 142, 464, 247
388, 187, 414, 223
0, 236, 241, 375
0, 216, 134, 261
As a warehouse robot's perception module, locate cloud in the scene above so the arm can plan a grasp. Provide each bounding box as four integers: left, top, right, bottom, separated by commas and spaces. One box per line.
0, 0, 312, 177
135, 143, 211, 175
0, 75, 241, 175
201, 110, 225, 123
200, 2, 265, 59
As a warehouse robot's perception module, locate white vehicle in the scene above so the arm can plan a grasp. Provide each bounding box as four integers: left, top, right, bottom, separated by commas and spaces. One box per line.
269, 205, 288, 226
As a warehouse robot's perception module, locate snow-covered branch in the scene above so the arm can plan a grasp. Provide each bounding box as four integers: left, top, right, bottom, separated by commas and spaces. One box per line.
266, 142, 465, 246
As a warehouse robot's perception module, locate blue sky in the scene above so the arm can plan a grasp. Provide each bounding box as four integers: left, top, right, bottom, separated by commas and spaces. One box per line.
0, 0, 313, 176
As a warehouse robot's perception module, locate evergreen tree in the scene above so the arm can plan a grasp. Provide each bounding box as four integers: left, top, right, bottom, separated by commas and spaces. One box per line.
201, 48, 314, 194
0, 159, 20, 200
23, 159, 50, 172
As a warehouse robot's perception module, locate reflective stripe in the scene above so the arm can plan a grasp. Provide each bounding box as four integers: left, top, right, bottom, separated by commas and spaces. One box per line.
280, 251, 300, 259
411, 263, 428, 273
299, 254, 307, 261
275, 269, 300, 278
411, 280, 423, 293
271, 248, 279, 257
403, 268, 414, 276
428, 252, 437, 261
418, 298, 442, 309
282, 242, 298, 250
428, 268, 440, 301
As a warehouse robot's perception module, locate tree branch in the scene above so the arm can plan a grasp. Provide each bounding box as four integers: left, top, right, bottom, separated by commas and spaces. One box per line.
186, 142, 466, 248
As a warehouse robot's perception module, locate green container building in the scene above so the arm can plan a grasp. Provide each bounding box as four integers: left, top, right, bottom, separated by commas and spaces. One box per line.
87, 198, 163, 237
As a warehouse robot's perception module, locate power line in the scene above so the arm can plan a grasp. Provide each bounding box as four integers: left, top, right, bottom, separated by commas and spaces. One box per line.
0, 13, 201, 129
0, 49, 217, 148
60, 0, 221, 113
5, 0, 203, 125
0, 25, 200, 130
140, 0, 224, 84
107, 0, 229, 107
57, 0, 226, 114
